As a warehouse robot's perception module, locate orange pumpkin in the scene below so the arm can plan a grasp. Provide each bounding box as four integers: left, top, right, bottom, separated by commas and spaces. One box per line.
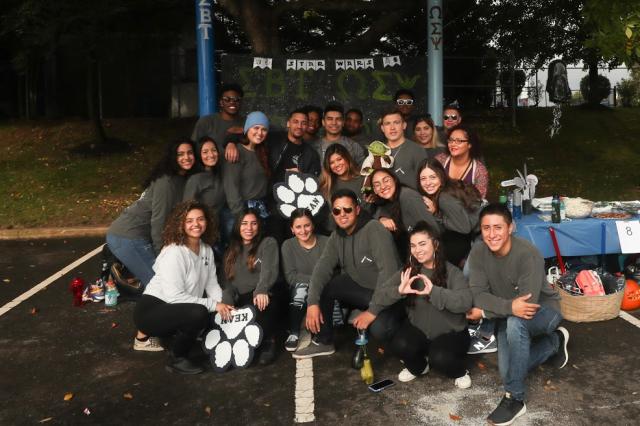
621, 279, 640, 311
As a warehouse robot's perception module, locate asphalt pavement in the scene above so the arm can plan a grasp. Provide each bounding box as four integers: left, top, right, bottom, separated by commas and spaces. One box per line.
1, 237, 640, 425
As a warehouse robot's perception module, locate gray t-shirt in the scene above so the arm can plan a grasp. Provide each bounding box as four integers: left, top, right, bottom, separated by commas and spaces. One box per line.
469, 236, 560, 319
281, 235, 329, 287
191, 113, 244, 154
224, 237, 279, 299
183, 172, 225, 215
374, 187, 441, 234
223, 146, 269, 215
312, 135, 366, 166
389, 139, 427, 190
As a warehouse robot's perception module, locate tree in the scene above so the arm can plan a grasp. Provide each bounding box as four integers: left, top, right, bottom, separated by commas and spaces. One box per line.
579, 74, 611, 105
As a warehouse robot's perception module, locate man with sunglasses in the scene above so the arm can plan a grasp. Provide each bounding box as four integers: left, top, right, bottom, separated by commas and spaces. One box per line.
394, 89, 418, 139
293, 189, 401, 359
191, 83, 245, 163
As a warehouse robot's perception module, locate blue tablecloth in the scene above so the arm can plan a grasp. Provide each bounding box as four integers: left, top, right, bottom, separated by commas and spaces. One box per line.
514, 214, 639, 258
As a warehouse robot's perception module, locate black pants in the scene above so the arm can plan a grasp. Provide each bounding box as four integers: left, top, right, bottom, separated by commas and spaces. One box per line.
442, 230, 473, 267
236, 290, 281, 344
134, 295, 209, 358
317, 274, 404, 344
389, 319, 470, 378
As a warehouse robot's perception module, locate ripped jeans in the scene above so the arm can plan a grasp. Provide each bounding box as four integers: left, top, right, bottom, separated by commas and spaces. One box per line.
289, 283, 309, 335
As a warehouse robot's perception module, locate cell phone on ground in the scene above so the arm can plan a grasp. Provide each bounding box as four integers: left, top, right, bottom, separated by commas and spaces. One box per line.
368, 379, 395, 393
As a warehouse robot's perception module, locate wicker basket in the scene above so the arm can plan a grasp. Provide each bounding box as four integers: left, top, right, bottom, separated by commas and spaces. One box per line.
555, 285, 624, 322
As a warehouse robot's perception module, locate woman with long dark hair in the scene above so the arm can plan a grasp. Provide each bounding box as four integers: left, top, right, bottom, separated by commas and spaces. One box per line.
374, 221, 472, 386
281, 208, 329, 352
435, 124, 489, 198
222, 207, 280, 365
370, 168, 439, 257
417, 158, 482, 266
184, 136, 224, 216
134, 200, 234, 374
107, 138, 196, 289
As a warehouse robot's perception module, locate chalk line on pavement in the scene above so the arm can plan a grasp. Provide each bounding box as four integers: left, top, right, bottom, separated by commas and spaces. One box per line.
619, 311, 640, 328
294, 330, 315, 423
0, 244, 104, 317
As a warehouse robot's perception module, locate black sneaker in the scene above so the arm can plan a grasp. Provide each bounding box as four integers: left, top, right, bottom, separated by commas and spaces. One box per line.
487, 393, 526, 425
284, 334, 299, 352
165, 357, 204, 375
552, 326, 570, 369
258, 340, 277, 366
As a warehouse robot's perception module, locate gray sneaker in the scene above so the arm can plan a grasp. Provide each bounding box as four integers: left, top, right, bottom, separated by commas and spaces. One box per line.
292, 339, 335, 359
467, 334, 497, 355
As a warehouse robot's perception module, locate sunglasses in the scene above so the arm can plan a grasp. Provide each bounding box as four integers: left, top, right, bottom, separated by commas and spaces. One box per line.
396, 99, 414, 106
443, 114, 459, 120
332, 206, 354, 216
221, 96, 242, 103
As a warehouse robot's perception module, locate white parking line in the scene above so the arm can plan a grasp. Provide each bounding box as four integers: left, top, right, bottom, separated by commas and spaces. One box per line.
0, 244, 104, 317
294, 330, 315, 423
619, 311, 640, 328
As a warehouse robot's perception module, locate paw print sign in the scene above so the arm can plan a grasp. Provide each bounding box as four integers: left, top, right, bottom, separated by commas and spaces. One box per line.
273, 172, 325, 218
203, 305, 263, 372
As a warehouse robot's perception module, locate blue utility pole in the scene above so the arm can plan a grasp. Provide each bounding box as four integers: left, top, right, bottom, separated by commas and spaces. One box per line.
427, 0, 443, 125
195, 0, 216, 116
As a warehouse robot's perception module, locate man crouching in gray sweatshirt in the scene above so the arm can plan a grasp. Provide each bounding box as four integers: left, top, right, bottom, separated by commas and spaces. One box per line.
466, 203, 569, 426
293, 189, 401, 359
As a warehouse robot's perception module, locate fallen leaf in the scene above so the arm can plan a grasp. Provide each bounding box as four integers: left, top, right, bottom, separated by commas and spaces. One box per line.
123, 392, 133, 400
38, 417, 53, 423
30, 307, 38, 315
163, 402, 169, 407
63, 393, 74, 401
377, 347, 385, 355
399, 399, 408, 406
476, 361, 486, 370
111, 322, 119, 329
83, 408, 91, 416
546, 379, 552, 385
204, 406, 212, 417
2, 278, 10, 283
572, 364, 580, 370
264, 403, 270, 407
449, 413, 462, 421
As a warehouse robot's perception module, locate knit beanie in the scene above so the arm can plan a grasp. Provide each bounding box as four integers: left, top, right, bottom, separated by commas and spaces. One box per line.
243, 111, 270, 134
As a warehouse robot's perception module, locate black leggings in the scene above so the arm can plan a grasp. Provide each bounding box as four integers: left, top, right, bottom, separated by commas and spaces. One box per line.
134, 295, 209, 358
317, 274, 405, 344
389, 319, 470, 378
236, 291, 280, 344
442, 230, 473, 267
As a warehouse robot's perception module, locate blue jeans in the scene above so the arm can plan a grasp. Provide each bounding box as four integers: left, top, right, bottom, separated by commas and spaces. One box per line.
106, 234, 156, 288
496, 305, 562, 400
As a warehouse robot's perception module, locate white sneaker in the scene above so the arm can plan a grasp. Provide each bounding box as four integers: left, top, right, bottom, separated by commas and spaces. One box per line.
454, 371, 472, 389
398, 363, 429, 382
133, 336, 163, 352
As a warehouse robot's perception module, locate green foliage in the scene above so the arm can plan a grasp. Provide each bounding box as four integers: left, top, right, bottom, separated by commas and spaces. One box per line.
579, 74, 611, 104
617, 77, 639, 107
498, 69, 527, 106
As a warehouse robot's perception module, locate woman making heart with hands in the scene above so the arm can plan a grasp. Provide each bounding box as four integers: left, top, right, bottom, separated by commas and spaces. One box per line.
372, 220, 473, 387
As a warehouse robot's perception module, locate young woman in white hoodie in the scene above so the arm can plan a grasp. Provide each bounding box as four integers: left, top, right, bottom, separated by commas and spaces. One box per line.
134, 200, 234, 375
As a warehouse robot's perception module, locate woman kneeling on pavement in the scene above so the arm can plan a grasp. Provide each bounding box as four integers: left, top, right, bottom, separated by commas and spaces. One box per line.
134, 200, 234, 375
373, 220, 472, 387
222, 207, 281, 365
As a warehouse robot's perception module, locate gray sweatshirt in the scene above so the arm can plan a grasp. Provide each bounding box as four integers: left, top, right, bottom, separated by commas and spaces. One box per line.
107, 175, 185, 254
308, 214, 401, 314
389, 139, 427, 190
468, 236, 560, 319
375, 187, 441, 234
374, 263, 472, 340
437, 192, 480, 234
281, 235, 329, 287
223, 146, 269, 215
224, 237, 279, 300
312, 135, 366, 166
183, 172, 225, 215
191, 113, 244, 154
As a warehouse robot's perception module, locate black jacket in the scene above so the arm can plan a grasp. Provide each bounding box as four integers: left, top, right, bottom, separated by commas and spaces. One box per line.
268, 132, 321, 181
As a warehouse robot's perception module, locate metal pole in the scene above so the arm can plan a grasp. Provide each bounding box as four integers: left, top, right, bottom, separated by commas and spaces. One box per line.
195, 0, 216, 116
427, 0, 443, 126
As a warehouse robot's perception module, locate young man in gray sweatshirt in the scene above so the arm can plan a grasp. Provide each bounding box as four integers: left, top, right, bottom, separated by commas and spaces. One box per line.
466, 203, 569, 426
293, 189, 401, 359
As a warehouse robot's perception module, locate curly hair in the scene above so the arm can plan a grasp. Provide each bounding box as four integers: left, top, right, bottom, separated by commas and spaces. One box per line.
143, 138, 195, 188
223, 208, 264, 281
319, 144, 360, 200
417, 158, 481, 214
161, 200, 218, 247
444, 123, 482, 160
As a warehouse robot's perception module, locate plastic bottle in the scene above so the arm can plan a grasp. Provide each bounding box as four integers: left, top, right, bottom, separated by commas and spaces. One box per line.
104, 280, 119, 307
560, 198, 566, 220
499, 191, 507, 205
551, 194, 561, 223
506, 191, 514, 214
360, 347, 374, 385
512, 190, 522, 219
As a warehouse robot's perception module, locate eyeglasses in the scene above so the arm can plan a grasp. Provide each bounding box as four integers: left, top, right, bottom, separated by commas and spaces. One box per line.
372, 176, 393, 190
396, 99, 414, 106
443, 114, 459, 120
221, 96, 242, 103
447, 138, 469, 145
332, 206, 354, 216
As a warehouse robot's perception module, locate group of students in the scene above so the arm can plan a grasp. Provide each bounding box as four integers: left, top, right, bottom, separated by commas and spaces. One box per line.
105, 83, 570, 426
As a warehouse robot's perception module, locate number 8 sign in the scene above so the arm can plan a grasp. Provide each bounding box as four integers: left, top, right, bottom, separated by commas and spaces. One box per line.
616, 221, 640, 253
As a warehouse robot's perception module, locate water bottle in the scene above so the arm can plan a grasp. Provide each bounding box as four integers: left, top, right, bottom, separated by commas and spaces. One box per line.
512, 191, 522, 219
100, 260, 110, 282
499, 191, 507, 205
104, 281, 119, 307
551, 194, 561, 223
360, 347, 374, 385
560, 198, 566, 220
352, 329, 368, 369
506, 191, 514, 214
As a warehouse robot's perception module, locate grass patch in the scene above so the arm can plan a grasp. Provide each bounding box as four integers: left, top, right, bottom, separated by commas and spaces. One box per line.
0, 109, 639, 229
